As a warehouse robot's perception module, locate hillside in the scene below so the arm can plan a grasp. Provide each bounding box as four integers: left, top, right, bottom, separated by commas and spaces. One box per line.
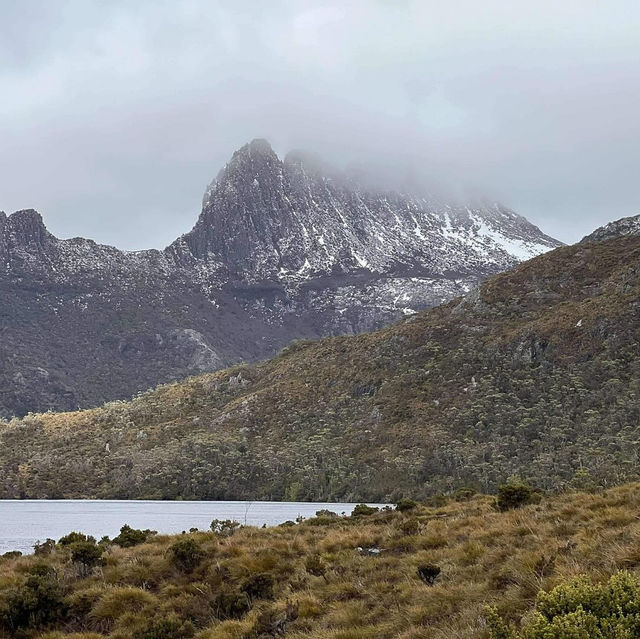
2, 483, 640, 638
0, 227, 638, 501
0, 139, 559, 418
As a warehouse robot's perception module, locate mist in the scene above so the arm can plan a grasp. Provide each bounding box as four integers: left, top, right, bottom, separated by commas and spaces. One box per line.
1, 0, 639, 249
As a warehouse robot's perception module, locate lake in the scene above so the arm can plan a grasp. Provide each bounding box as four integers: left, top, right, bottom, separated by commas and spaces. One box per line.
0, 500, 385, 554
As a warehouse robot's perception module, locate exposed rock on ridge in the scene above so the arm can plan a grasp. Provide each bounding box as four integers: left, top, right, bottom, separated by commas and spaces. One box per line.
0, 139, 561, 417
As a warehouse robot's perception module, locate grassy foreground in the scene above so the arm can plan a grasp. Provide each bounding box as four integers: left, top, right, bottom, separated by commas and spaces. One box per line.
3, 483, 640, 638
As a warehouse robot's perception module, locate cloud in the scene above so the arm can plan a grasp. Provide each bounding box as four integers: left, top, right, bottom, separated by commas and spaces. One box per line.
0, 0, 639, 249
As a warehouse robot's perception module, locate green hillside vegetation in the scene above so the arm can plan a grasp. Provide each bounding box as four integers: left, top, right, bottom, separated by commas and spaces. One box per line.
3, 483, 640, 638
1, 235, 639, 500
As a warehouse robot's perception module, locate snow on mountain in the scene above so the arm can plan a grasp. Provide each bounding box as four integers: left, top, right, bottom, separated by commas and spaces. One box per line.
0, 139, 561, 417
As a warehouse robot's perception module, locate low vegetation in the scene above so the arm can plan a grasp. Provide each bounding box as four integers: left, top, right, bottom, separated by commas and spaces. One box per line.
2, 483, 640, 637
0, 236, 639, 501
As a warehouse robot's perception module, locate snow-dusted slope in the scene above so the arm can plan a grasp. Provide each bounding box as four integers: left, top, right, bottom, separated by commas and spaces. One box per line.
174, 139, 558, 283
0, 139, 561, 417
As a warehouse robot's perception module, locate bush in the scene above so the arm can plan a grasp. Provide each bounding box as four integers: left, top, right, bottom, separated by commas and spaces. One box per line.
70, 541, 105, 571
496, 483, 537, 511
169, 538, 205, 572
351, 504, 379, 517
34, 539, 56, 556
315, 509, 339, 518
1, 550, 22, 559
305, 555, 326, 579
210, 519, 241, 537
398, 517, 420, 535
214, 587, 251, 620
487, 571, 640, 638
0, 565, 66, 631
58, 531, 95, 546
133, 614, 195, 639
417, 564, 441, 585
453, 487, 477, 502
395, 498, 418, 512
112, 524, 154, 547
242, 572, 275, 601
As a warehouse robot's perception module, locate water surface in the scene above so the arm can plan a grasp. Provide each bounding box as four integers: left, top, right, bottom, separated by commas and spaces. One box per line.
0, 500, 383, 554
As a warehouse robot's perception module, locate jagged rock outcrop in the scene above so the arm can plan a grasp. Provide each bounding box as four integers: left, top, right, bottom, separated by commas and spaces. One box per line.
0, 139, 561, 417
581, 213, 640, 244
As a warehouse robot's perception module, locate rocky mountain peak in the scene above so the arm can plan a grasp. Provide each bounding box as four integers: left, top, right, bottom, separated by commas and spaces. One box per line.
179, 140, 561, 283
0, 209, 52, 262
0, 138, 563, 419
581, 213, 640, 244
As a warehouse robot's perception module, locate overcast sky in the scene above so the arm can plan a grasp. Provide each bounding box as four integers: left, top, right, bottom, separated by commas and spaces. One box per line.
1, 1, 639, 249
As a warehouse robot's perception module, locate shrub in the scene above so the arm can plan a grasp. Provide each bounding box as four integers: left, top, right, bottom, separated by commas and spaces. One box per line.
214, 588, 251, 620
351, 504, 379, 517
398, 518, 420, 535
133, 614, 195, 639
112, 524, 154, 548
487, 571, 640, 638
496, 483, 537, 511
453, 487, 477, 502
305, 555, 327, 579
395, 498, 418, 512
1, 550, 22, 559
0, 565, 66, 631
34, 539, 56, 556
210, 519, 241, 537
91, 586, 157, 623
417, 564, 441, 585
241, 572, 275, 601
71, 541, 105, 572
169, 538, 205, 572
59, 531, 95, 546
315, 509, 339, 518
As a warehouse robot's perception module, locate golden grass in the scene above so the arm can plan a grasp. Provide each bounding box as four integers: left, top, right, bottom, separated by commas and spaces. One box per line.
2, 483, 640, 637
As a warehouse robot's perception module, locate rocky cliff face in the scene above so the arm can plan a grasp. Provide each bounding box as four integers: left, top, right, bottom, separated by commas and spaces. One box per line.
0, 139, 560, 417
581, 213, 640, 243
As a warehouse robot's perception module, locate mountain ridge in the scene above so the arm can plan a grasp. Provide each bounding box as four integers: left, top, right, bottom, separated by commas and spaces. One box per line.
0, 139, 560, 418
0, 224, 637, 500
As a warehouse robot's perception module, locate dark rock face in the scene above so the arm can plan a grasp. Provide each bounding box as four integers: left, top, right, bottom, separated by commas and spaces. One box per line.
0, 139, 561, 418
581, 213, 640, 244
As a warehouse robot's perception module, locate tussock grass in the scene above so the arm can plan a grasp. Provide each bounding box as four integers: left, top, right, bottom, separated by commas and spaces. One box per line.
3, 483, 640, 637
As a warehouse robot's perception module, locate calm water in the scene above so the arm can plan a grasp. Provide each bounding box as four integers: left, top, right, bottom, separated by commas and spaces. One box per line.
0, 500, 384, 554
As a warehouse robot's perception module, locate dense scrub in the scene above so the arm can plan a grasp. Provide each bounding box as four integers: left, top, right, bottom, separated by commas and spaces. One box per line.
2, 483, 640, 637
1, 236, 639, 501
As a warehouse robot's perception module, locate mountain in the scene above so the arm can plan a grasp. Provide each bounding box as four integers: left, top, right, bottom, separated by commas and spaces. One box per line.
581, 212, 640, 243
0, 221, 637, 500
0, 139, 559, 418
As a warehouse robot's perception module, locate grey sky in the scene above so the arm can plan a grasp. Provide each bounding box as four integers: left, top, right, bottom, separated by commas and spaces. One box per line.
1, 1, 639, 249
